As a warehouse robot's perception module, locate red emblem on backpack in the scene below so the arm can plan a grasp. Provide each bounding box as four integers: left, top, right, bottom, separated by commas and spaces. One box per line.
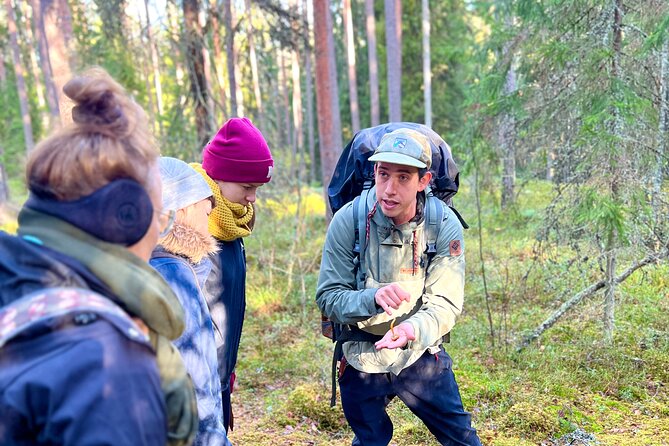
449, 240, 462, 256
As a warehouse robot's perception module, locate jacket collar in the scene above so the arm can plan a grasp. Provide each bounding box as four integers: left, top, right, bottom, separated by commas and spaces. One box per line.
17, 207, 185, 340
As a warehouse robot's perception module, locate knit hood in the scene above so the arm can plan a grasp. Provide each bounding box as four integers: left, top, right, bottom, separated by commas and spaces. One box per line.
158, 221, 219, 264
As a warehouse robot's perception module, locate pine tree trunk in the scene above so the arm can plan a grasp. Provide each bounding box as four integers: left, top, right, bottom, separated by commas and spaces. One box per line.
6, 0, 34, 152
303, 0, 316, 184
343, 0, 360, 134
365, 0, 380, 126
385, 0, 402, 122
183, 0, 212, 146
0, 144, 8, 205
313, 0, 343, 214
245, 0, 264, 131
199, 7, 217, 131
42, 0, 72, 124
0, 48, 6, 84
422, 0, 431, 128
31, 0, 60, 123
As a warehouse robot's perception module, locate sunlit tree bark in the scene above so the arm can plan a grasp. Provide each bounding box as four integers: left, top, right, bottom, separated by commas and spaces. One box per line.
42, 0, 73, 123
365, 0, 379, 126
384, 0, 401, 122
313, 0, 342, 211
343, 0, 360, 134
31, 0, 59, 124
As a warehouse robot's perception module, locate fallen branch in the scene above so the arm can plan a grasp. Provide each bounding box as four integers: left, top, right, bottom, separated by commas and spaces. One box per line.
517, 248, 668, 352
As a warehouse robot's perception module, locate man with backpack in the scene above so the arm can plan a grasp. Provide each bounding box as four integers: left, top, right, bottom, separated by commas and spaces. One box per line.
316, 128, 481, 446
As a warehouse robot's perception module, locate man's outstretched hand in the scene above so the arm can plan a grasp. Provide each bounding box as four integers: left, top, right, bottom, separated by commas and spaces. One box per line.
375, 322, 415, 350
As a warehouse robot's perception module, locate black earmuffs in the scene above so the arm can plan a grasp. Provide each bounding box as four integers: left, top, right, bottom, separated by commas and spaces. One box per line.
25, 179, 154, 246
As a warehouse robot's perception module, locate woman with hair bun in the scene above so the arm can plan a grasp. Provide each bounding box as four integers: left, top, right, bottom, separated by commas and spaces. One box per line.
0, 68, 197, 446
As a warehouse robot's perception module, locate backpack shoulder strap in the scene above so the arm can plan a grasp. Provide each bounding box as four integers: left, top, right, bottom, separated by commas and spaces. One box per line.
0, 287, 150, 348
353, 184, 373, 288
425, 195, 443, 258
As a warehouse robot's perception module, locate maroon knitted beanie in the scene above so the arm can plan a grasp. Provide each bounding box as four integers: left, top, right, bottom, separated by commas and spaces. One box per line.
202, 117, 274, 183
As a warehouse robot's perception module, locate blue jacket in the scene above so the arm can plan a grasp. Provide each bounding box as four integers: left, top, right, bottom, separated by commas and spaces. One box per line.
150, 247, 230, 446
204, 238, 246, 392
0, 231, 167, 446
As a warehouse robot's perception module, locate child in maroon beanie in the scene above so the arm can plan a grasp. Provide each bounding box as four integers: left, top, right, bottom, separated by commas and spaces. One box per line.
191, 117, 273, 433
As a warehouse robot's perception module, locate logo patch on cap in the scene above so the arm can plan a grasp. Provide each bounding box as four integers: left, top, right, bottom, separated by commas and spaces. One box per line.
267, 166, 273, 179
393, 138, 407, 150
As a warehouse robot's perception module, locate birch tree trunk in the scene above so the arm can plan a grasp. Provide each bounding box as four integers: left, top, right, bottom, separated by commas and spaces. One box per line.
20, 2, 47, 129
43, 0, 73, 124
604, 0, 624, 342
183, 0, 212, 146
365, 0, 380, 126
343, 0, 360, 134
6, 0, 34, 152
499, 16, 517, 210
224, 0, 238, 117
245, 0, 264, 131
313, 0, 343, 212
653, 37, 669, 218
31, 0, 60, 123
144, 0, 164, 119
303, 0, 316, 184
291, 0, 304, 181
422, 0, 431, 128
279, 49, 293, 151
210, 8, 229, 120
199, 6, 217, 131
384, 0, 402, 122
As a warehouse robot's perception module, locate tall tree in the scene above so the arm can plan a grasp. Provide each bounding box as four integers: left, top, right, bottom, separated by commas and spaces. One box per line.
422, 0, 431, 128
365, 0, 380, 126
653, 36, 669, 217
6, 0, 34, 152
30, 0, 59, 123
385, 0, 402, 122
290, 0, 304, 180
144, 0, 164, 119
210, 6, 229, 120
313, 0, 342, 205
42, 0, 73, 123
303, 0, 316, 184
183, 0, 212, 146
499, 15, 518, 210
224, 0, 242, 117
245, 0, 264, 131
343, 0, 360, 133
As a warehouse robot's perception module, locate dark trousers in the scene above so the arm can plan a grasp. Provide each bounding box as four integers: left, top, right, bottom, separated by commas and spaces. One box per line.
339, 348, 481, 446
222, 386, 231, 432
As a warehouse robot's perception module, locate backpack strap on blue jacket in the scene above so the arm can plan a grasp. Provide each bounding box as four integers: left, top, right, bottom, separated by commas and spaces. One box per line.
0, 287, 150, 348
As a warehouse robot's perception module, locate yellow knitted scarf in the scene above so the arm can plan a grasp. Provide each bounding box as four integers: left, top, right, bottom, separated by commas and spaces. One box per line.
190, 163, 254, 241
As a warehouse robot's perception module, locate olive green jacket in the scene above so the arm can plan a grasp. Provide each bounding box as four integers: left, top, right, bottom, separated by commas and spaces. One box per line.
316, 188, 465, 375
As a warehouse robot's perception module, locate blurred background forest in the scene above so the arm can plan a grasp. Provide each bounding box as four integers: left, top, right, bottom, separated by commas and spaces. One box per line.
1, 0, 669, 445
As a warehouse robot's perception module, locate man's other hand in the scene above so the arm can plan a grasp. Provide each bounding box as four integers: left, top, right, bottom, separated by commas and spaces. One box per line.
374, 283, 411, 315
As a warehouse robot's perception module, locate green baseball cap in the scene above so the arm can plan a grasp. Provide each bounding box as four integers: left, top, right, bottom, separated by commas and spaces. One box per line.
368, 128, 432, 169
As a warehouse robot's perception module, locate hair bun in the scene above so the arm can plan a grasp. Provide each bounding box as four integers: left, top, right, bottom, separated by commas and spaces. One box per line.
63, 69, 131, 136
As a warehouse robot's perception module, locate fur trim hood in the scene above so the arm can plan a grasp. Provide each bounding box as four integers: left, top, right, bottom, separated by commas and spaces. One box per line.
158, 222, 219, 264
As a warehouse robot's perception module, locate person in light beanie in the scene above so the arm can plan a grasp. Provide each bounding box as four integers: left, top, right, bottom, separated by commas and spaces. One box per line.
190, 117, 274, 432
150, 157, 231, 446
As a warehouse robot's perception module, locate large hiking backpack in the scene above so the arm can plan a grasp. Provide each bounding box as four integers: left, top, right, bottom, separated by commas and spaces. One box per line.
328, 122, 463, 215
322, 123, 467, 406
